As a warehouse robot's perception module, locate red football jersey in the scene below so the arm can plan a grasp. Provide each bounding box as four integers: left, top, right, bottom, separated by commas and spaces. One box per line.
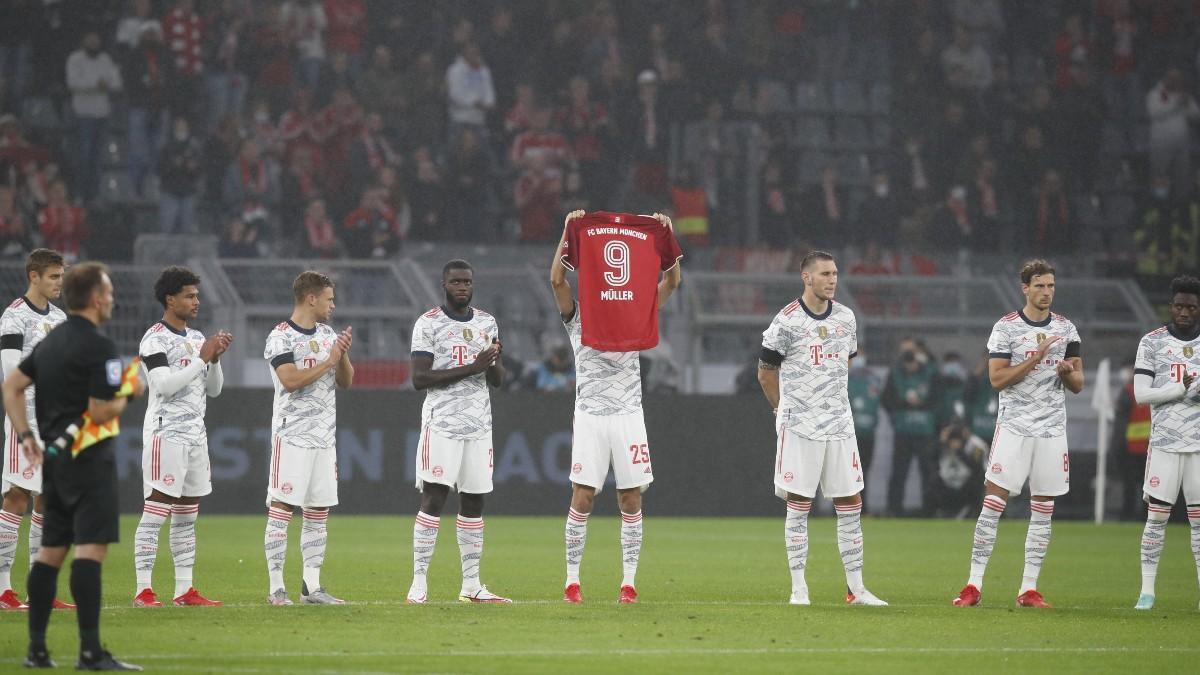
560, 211, 683, 351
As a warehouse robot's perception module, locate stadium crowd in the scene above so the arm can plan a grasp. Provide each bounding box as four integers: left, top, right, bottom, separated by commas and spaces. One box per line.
0, 0, 1196, 273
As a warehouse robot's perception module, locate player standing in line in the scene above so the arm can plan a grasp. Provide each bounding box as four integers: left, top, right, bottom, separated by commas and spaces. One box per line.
0, 249, 71, 611
550, 210, 681, 604
406, 260, 509, 604
1131, 276, 1200, 610
132, 266, 231, 607
263, 272, 354, 605
758, 251, 888, 607
954, 259, 1083, 608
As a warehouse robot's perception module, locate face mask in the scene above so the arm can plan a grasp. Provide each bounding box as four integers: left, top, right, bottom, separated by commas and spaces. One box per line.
850, 357, 867, 371
1153, 187, 1169, 199
942, 363, 967, 381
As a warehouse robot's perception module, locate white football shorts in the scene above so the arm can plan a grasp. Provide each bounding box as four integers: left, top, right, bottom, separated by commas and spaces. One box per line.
1143, 449, 1200, 505
143, 434, 212, 499
773, 427, 864, 500
984, 425, 1069, 497
3, 416, 41, 495
265, 435, 338, 508
414, 426, 494, 494
569, 410, 653, 494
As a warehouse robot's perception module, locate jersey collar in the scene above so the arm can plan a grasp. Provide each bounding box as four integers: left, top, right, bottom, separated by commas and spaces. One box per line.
798, 297, 833, 321
441, 304, 474, 322
1167, 322, 1200, 342
157, 320, 188, 337
1018, 309, 1051, 327
21, 295, 50, 316
287, 319, 317, 335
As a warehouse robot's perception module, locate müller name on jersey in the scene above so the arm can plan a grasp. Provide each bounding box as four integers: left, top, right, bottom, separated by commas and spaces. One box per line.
601, 289, 634, 301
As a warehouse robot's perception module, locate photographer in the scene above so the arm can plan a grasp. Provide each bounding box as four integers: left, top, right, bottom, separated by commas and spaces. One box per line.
882, 338, 940, 516
935, 415, 989, 519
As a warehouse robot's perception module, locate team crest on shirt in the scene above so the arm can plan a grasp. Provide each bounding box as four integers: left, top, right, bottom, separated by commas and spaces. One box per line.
1036, 333, 1047, 344
463, 328, 474, 341
185, 342, 194, 354
817, 326, 829, 339
1186, 346, 1195, 358
310, 340, 320, 352
42, 322, 51, 334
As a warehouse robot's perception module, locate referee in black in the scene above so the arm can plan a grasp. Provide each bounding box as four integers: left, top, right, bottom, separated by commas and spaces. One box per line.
2, 262, 143, 671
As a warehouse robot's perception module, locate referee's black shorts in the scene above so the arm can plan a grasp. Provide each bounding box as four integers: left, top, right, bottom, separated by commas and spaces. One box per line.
40, 443, 120, 547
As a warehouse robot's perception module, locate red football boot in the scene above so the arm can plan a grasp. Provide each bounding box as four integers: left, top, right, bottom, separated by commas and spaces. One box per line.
173, 587, 222, 606
133, 588, 163, 607
563, 583, 583, 604
1016, 589, 1051, 608
953, 584, 981, 607
618, 585, 638, 604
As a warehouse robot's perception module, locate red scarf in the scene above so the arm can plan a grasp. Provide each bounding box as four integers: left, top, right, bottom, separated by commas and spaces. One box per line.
1036, 192, 1069, 249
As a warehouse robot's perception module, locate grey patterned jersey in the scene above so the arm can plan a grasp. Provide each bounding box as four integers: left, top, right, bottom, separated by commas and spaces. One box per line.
0, 296, 67, 430
986, 310, 1081, 438
762, 298, 858, 440
265, 320, 338, 449
564, 305, 642, 415
410, 306, 499, 440
139, 322, 210, 444
1135, 325, 1200, 454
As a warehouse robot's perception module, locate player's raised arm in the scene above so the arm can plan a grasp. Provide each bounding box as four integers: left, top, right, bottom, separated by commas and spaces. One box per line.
550, 210, 584, 320
651, 213, 682, 309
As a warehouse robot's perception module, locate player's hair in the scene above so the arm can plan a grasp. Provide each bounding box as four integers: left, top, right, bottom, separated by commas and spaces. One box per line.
62, 261, 109, 311
799, 250, 836, 273
25, 248, 64, 281
293, 270, 334, 304
154, 266, 201, 308
1170, 275, 1200, 298
1019, 259, 1056, 285
442, 259, 473, 279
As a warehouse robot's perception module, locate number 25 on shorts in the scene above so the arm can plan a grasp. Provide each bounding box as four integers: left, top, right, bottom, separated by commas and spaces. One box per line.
629, 443, 650, 465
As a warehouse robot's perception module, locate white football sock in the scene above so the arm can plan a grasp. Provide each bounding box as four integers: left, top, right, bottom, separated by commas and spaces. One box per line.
1020, 500, 1054, 594
0, 510, 20, 591
1140, 504, 1171, 596
565, 508, 589, 586
620, 510, 642, 588
28, 511, 42, 570
457, 516, 484, 592
968, 495, 1006, 590
835, 502, 865, 595
265, 507, 292, 593
135, 502, 170, 593
301, 509, 328, 592
785, 499, 811, 592
170, 503, 199, 598
412, 512, 440, 590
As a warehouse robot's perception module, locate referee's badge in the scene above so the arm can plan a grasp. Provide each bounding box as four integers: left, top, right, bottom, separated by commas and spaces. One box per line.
463, 328, 474, 342
1186, 346, 1195, 358
310, 340, 320, 353
817, 326, 829, 340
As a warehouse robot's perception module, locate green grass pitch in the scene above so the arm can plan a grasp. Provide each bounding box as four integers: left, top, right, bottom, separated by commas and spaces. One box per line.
2, 514, 1197, 673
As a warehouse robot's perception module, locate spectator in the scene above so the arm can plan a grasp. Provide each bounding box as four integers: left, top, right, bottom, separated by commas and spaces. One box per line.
1146, 68, 1200, 199
935, 352, 969, 430
625, 70, 668, 205
1052, 14, 1094, 91
962, 352, 997, 443
512, 107, 570, 242
560, 169, 591, 215
358, 45, 405, 129
0, 0, 38, 107
318, 85, 364, 204
882, 338, 939, 516
857, 170, 901, 249
483, 6, 522, 112
931, 185, 980, 253
534, 346, 575, 392
245, 1, 294, 111
320, 51, 356, 99
123, 22, 168, 197
446, 42, 496, 147
343, 186, 400, 258
897, 132, 934, 210
203, 114, 243, 200
583, 4, 623, 79
1111, 361, 1149, 520
940, 23, 992, 92
1009, 125, 1053, 197
348, 110, 400, 194
0, 115, 52, 178
404, 51, 446, 146
969, 158, 1003, 238
281, 144, 325, 237
670, 164, 709, 246
282, 0, 327, 90
163, 0, 205, 127
375, 165, 411, 240
37, 180, 87, 263
115, 0, 157, 52
157, 116, 203, 234
248, 98, 283, 159
1134, 174, 1191, 277
301, 197, 344, 258
558, 76, 611, 202
1057, 66, 1106, 191
218, 215, 261, 258
65, 31, 122, 204
949, 0, 1004, 50
1028, 169, 1074, 255
800, 166, 847, 248
447, 127, 491, 242
504, 82, 538, 140
934, 417, 987, 518
203, 0, 249, 133
539, 19, 579, 94
222, 138, 281, 228
758, 159, 794, 248
406, 145, 445, 241
848, 350, 882, 486
279, 87, 329, 166
0, 185, 31, 257
323, 0, 367, 72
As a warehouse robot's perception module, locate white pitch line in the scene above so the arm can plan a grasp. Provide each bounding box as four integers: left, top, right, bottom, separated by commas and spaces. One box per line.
127, 646, 1200, 660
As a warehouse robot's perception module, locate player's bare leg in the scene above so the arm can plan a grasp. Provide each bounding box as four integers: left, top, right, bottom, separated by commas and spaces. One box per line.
784, 494, 812, 605
955, 480, 1008, 607
1136, 498, 1172, 610
836, 493, 886, 606
409, 484, 448, 604
265, 501, 293, 605
1016, 495, 1054, 608
0, 486, 31, 609
617, 488, 642, 604
564, 484, 594, 603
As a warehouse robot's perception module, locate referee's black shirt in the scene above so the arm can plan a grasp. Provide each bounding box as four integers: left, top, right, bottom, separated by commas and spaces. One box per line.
18, 314, 121, 456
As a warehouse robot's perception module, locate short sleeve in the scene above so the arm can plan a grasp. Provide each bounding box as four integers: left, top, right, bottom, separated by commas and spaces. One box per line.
656, 227, 684, 271
139, 331, 166, 360
0, 310, 22, 349
89, 337, 122, 400
264, 330, 294, 369
849, 315, 859, 358
560, 219, 580, 271
410, 316, 434, 359
1134, 336, 1154, 377
761, 315, 790, 357
986, 322, 1009, 359
1065, 321, 1082, 358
